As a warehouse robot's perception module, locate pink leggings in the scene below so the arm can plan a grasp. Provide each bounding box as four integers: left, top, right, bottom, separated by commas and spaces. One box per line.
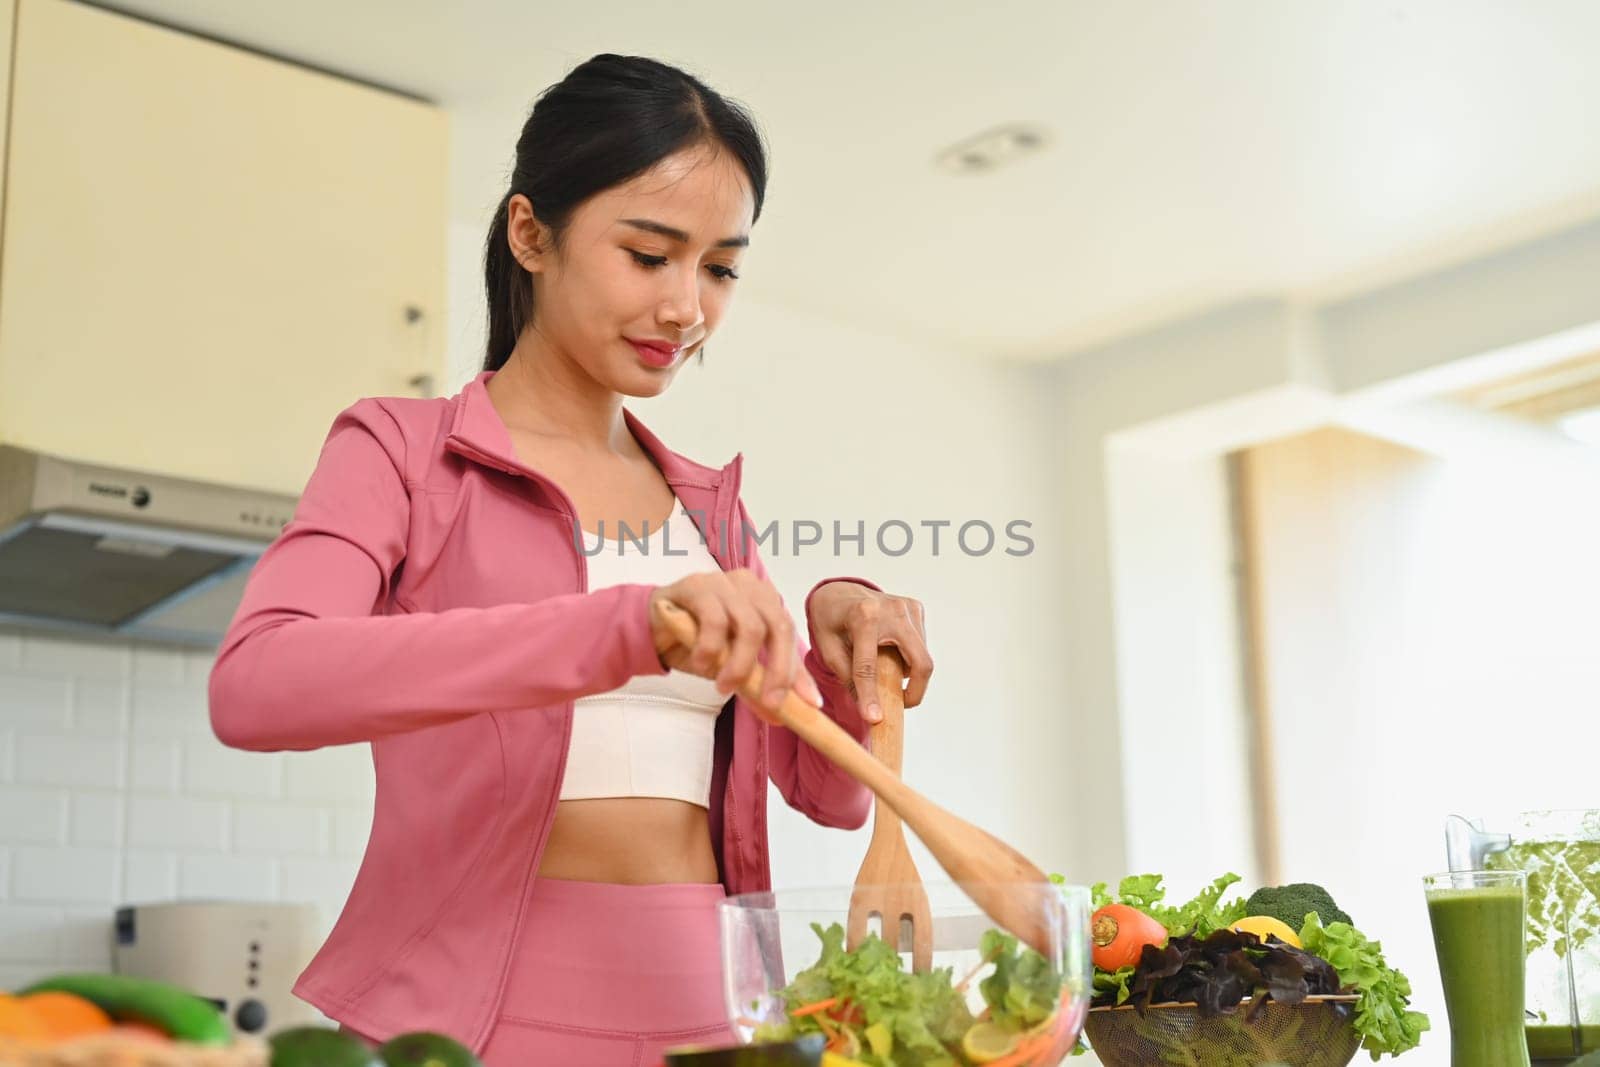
481, 877, 735, 1064
346, 878, 736, 1066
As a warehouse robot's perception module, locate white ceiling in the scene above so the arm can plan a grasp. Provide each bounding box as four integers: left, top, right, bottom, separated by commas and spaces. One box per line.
96, 0, 1600, 361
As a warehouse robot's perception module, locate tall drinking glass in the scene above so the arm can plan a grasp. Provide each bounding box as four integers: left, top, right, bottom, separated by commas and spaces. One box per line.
1424, 869, 1531, 1067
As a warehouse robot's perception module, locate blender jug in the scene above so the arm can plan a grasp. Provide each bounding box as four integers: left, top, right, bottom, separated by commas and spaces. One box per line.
1445, 811, 1600, 1059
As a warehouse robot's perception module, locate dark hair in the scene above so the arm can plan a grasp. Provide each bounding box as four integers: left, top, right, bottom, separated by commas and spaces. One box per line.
482, 54, 769, 371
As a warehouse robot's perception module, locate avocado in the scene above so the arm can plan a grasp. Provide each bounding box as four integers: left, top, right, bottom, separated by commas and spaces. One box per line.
378, 1031, 483, 1067
269, 1025, 384, 1067
664, 1035, 827, 1066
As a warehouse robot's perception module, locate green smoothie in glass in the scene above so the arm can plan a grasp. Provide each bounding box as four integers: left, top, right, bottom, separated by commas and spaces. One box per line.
1425, 870, 1531, 1067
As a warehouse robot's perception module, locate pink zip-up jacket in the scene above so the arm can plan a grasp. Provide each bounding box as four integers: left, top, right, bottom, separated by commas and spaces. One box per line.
208, 370, 877, 1047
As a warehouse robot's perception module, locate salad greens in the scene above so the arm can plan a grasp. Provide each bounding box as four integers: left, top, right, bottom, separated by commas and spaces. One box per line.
754, 922, 1065, 1067
1087, 872, 1252, 939
1299, 913, 1431, 1061
977, 929, 1062, 1029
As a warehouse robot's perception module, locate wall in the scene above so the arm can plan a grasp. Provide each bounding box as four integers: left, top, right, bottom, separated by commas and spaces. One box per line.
0, 628, 372, 997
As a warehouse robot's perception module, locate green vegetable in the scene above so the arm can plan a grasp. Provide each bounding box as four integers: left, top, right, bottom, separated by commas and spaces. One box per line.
976, 929, 1063, 1028
1084, 872, 1250, 938
757, 922, 975, 1066
1246, 883, 1354, 930
1090, 964, 1137, 1007
756, 921, 1064, 1066
18, 972, 230, 1046
269, 1026, 384, 1067
1299, 913, 1429, 1060
379, 1030, 482, 1067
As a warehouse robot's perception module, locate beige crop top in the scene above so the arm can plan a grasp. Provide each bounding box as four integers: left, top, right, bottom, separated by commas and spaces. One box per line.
561, 497, 728, 807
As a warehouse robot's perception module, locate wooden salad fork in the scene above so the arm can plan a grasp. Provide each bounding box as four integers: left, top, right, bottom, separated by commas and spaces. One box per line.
652, 599, 1055, 957
847, 646, 935, 972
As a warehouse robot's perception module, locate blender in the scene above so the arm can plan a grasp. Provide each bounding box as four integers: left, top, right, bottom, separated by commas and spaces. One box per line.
1445, 811, 1600, 1062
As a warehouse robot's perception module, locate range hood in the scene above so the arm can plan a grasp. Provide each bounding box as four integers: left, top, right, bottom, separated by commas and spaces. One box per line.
0, 445, 297, 647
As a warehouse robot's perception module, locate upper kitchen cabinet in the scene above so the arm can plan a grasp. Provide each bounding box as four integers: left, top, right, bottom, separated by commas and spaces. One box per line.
0, 0, 448, 494
0, 0, 14, 213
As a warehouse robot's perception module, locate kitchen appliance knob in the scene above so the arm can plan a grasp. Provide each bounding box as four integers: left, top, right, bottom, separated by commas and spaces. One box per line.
234, 998, 268, 1033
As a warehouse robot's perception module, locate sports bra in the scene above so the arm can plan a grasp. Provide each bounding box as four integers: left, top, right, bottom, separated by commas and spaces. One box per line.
560, 497, 728, 807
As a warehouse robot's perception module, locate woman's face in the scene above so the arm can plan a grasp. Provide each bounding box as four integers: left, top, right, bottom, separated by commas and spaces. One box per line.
510, 143, 754, 396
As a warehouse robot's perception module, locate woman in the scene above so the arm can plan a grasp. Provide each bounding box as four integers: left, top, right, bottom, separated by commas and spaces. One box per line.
209, 54, 934, 1065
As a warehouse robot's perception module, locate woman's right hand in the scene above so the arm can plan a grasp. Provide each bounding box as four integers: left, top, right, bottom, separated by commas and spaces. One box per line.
648, 569, 823, 721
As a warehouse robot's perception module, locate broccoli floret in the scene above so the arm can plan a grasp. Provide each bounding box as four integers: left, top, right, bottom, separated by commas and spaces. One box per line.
1244, 883, 1352, 929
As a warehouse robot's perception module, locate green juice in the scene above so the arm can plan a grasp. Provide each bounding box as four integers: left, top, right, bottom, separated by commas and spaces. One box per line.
1526, 1023, 1600, 1058
1428, 883, 1531, 1067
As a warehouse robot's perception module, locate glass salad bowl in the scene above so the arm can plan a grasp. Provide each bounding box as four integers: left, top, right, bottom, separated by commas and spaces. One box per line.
718, 881, 1092, 1066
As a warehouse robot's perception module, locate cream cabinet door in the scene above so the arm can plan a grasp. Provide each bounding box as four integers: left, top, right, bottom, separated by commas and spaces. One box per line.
0, 0, 14, 217
0, 0, 447, 494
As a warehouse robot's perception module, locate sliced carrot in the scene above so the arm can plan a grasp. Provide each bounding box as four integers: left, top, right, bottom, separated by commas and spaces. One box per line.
790, 997, 841, 1017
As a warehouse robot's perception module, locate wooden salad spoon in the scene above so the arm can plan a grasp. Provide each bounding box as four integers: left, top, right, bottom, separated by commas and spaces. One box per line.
847, 645, 935, 971
652, 598, 1055, 958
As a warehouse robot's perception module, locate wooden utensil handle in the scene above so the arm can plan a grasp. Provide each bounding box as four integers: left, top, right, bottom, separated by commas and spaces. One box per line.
869, 646, 909, 840
870, 646, 907, 775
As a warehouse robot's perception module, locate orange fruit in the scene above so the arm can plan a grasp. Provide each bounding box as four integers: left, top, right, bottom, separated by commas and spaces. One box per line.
0, 993, 52, 1041
17, 991, 113, 1039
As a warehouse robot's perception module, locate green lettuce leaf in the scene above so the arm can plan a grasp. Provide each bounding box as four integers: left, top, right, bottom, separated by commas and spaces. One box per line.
1299, 912, 1430, 1059
977, 928, 1063, 1028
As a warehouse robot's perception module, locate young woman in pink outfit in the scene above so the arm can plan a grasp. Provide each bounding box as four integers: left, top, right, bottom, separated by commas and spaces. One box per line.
208, 54, 935, 1065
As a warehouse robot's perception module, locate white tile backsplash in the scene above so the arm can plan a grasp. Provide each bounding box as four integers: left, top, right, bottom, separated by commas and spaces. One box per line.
122, 851, 178, 903
11, 847, 120, 904
130, 683, 213, 737
178, 854, 278, 902
281, 746, 374, 803
72, 679, 129, 734
183, 739, 281, 800
0, 677, 72, 730
127, 796, 229, 851
58, 908, 113, 967
0, 904, 61, 962
69, 792, 124, 848
15, 734, 126, 790
233, 804, 328, 856
280, 857, 359, 909
132, 646, 186, 686
0, 629, 374, 975
0, 787, 69, 845
332, 807, 373, 858
129, 740, 182, 792
22, 635, 129, 680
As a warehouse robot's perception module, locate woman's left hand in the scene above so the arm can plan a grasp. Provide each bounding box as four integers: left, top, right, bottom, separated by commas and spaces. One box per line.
805, 582, 933, 725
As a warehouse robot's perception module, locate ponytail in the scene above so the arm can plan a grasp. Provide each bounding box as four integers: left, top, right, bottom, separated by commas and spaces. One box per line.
482, 194, 532, 371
